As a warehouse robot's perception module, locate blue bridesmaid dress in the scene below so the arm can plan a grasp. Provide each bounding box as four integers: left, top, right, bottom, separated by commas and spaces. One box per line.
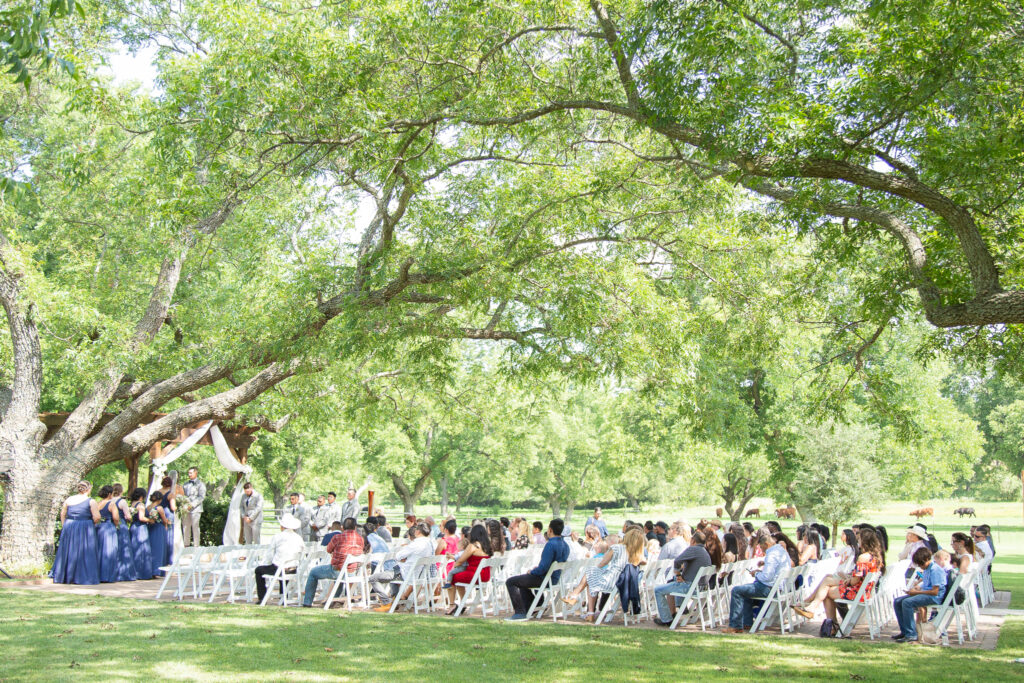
130, 504, 153, 579
96, 500, 119, 582
148, 505, 168, 577
114, 498, 136, 581
51, 497, 99, 585
161, 490, 176, 568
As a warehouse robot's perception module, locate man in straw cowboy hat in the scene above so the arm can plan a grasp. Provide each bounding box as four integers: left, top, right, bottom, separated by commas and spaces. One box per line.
253, 513, 306, 603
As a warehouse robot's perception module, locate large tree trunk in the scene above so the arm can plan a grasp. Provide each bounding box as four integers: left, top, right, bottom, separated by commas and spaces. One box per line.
548, 496, 561, 519
0, 445, 59, 573
626, 493, 639, 513
564, 501, 575, 522
440, 472, 448, 516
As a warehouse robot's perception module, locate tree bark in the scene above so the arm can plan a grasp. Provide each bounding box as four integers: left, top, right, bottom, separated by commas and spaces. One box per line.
548, 496, 561, 519
440, 472, 449, 516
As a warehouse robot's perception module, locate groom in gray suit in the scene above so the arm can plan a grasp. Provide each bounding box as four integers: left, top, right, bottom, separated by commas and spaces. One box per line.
241, 482, 264, 544
182, 467, 206, 546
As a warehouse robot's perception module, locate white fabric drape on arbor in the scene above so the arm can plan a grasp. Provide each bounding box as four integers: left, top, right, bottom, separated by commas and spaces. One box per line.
146, 420, 252, 547
210, 423, 251, 545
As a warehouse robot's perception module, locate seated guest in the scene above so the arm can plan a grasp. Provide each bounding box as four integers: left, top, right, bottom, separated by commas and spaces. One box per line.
704, 531, 724, 579
425, 515, 441, 539
794, 527, 885, 627
486, 518, 507, 555
892, 547, 946, 642
933, 549, 953, 571
653, 522, 668, 547
562, 529, 645, 621
582, 524, 602, 551
320, 521, 342, 546
764, 520, 781, 534
652, 531, 712, 625
722, 532, 740, 564
949, 532, 977, 573
898, 525, 928, 561
658, 521, 690, 575
302, 517, 365, 607
724, 527, 791, 633
374, 515, 393, 542
514, 520, 531, 549
254, 514, 305, 604
973, 525, 994, 565
772, 531, 800, 566
372, 522, 435, 611
532, 521, 546, 545
365, 521, 389, 555
836, 529, 859, 573
708, 519, 724, 542
644, 521, 656, 540
504, 519, 570, 621
500, 517, 512, 550
796, 526, 820, 565
727, 523, 747, 561
435, 519, 460, 576
444, 525, 493, 615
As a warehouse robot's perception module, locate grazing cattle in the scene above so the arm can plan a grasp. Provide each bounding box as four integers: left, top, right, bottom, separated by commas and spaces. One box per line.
744, 508, 760, 518
954, 507, 977, 518
910, 507, 934, 519
716, 507, 724, 518
775, 506, 796, 519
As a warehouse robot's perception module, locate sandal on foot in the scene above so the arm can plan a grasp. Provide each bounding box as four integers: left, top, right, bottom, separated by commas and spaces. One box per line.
792, 605, 814, 619
561, 595, 578, 607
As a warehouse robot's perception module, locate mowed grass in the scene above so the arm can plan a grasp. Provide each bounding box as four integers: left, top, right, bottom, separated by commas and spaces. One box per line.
0, 589, 1021, 683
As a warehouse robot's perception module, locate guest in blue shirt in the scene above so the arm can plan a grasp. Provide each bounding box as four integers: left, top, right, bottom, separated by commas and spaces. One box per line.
725, 528, 792, 632
893, 547, 947, 642
320, 521, 342, 546
504, 519, 570, 621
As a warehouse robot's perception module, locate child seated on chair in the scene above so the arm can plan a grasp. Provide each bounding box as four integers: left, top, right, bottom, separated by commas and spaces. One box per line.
892, 547, 946, 643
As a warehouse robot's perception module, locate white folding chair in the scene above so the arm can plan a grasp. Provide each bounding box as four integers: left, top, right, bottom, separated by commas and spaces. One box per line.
259, 551, 304, 606
525, 561, 568, 621
835, 571, 881, 638
389, 556, 440, 614
155, 547, 200, 600
323, 554, 370, 610
668, 565, 717, 631
750, 566, 800, 634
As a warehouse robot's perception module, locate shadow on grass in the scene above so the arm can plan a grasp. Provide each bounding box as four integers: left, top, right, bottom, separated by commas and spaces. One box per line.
0, 589, 1021, 682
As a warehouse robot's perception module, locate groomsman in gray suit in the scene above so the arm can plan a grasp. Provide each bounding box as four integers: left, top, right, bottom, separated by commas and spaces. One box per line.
182, 467, 206, 546
241, 482, 264, 544
285, 492, 313, 541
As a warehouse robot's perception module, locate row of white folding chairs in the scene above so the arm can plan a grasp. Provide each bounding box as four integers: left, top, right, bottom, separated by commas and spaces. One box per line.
157, 544, 270, 601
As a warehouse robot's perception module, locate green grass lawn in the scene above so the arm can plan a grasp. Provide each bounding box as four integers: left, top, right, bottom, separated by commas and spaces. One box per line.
0, 589, 1020, 682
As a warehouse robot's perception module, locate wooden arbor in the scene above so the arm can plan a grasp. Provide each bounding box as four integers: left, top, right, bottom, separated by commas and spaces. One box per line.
40, 412, 261, 491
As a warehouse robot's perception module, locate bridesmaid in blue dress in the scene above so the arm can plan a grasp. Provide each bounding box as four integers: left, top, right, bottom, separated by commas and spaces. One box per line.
112, 484, 136, 581
128, 487, 153, 579
96, 485, 120, 583
147, 491, 169, 577
155, 476, 177, 568
52, 481, 101, 585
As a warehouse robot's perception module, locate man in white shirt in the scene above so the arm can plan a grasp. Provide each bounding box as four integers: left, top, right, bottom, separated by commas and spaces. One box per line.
253, 514, 305, 603
974, 526, 994, 564
372, 522, 435, 610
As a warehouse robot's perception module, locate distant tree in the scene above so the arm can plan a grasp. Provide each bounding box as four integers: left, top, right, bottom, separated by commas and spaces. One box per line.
792, 422, 883, 544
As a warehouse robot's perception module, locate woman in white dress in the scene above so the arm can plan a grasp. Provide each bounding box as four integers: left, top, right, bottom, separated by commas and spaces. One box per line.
561, 529, 646, 620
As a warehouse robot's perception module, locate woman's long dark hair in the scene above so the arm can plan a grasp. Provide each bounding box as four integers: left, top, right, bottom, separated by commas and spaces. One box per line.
858, 527, 886, 575
728, 523, 748, 559
486, 519, 505, 553
772, 532, 800, 565
704, 530, 724, 569
469, 524, 493, 556
841, 528, 859, 558
723, 532, 739, 557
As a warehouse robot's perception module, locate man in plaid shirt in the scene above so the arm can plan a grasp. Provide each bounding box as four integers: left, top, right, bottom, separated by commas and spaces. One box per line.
302, 517, 366, 607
